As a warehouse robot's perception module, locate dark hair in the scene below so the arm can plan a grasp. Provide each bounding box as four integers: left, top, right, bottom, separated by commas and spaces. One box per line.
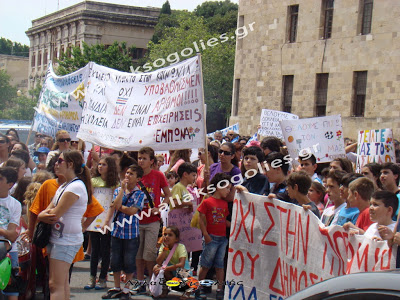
177, 162, 197, 178
138, 147, 155, 161
167, 149, 191, 173
63, 150, 93, 203
326, 169, 347, 185
0, 133, 10, 144
220, 142, 238, 166
332, 158, 353, 173
265, 152, 289, 176
321, 167, 330, 178
10, 149, 30, 165
381, 162, 400, 185
47, 153, 60, 175
287, 171, 311, 195
299, 153, 317, 165
234, 142, 245, 153
208, 145, 219, 163
348, 177, 375, 201
95, 156, 119, 188
260, 136, 282, 153
127, 164, 144, 179
240, 146, 264, 176
311, 181, 326, 202
6, 128, 19, 140
12, 176, 32, 203
166, 171, 179, 180
119, 153, 138, 173
12, 142, 29, 153
362, 163, 383, 189
165, 225, 180, 240
4, 157, 25, 171
0, 167, 18, 184
372, 190, 399, 218
210, 173, 232, 194
341, 172, 364, 188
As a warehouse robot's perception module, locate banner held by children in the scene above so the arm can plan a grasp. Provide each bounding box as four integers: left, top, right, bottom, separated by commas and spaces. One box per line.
31, 62, 87, 139
225, 192, 397, 300
356, 128, 395, 172
259, 109, 298, 139
280, 115, 346, 164
77, 56, 206, 150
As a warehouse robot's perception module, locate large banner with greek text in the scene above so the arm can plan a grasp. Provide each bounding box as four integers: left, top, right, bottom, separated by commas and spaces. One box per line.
259, 109, 298, 139
356, 128, 395, 172
225, 192, 397, 299
77, 56, 206, 150
32, 62, 87, 139
207, 123, 239, 138
280, 115, 346, 164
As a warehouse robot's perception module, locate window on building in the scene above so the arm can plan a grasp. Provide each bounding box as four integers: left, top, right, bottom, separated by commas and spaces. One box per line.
60, 45, 65, 58
322, 0, 334, 39
237, 15, 244, 50
76, 41, 80, 48
233, 79, 240, 116
131, 48, 145, 59
353, 71, 367, 117
282, 75, 294, 113
31, 53, 36, 68
38, 51, 42, 66
43, 50, 48, 66
288, 5, 299, 43
53, 48, 58, 61
361, 0, 373, 35
315, 73, 329, 116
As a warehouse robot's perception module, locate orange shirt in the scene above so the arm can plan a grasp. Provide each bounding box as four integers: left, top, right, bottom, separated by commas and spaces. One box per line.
30, 179, 104, 262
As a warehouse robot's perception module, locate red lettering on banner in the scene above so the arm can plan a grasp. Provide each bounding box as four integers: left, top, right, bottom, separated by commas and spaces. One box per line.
246, 252, 259, 280
372, 247, 380, 271
332, 231, 346, 275
357, 243, 369, 271
232, 250, 244, 276
234, 200, 255, 243
261, 202, 277, 246
310, 273, 319, 285
296, 214, 309, 264
285, 209, 297, 258
276, 205, 287, 250
380, 248, 392, 270
269, 258, 285, 296
230, 199, 239, 238
289, 266, 297, 295
297, 270, 308, 291
322, 243, 327, 270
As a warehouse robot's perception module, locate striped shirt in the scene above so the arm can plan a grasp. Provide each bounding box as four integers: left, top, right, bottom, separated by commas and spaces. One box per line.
111, 187, 145, 239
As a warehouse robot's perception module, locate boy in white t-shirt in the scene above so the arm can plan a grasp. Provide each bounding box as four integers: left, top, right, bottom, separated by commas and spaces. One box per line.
0, 167, 22, 300
364, 191, 398, 240
321, 170, 347, 226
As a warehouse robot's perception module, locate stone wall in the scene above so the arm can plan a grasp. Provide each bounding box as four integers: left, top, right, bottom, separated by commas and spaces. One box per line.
0, 54, 29, 93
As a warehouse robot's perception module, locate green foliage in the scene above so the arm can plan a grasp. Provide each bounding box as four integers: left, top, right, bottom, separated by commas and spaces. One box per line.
57, 41, 135, 75
160, 1, 171, 15
0, 37, 29, 57
0, 70, 17, 111
151, 10, 187, 44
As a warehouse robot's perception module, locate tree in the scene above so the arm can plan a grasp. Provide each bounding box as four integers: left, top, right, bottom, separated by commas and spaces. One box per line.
57, 41, 136, 75
0, 70, 17, 110
160, 1, 171, 15
0, 37, 29, 57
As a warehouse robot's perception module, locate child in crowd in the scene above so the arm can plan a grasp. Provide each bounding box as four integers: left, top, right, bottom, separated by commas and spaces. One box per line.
308, 182, 326, 215
166, 171, 179, 189
343, 177, 375, 234
298, 153, 323, 184
196, 173, 231, 300
0, 167, 21, 300
287, 171, 320, 217
153, 226, 188, 298
321, 170, 347, 226
240, 146, 269, 195
154, 154, 165, 171
380, 162, 400, 220
336, 173, 363, 226
102, 165, 145, 300
363, 191, 398, 239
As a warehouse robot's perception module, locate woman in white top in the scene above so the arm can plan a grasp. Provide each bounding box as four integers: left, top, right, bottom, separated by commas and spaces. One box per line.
38, 150, 92, 300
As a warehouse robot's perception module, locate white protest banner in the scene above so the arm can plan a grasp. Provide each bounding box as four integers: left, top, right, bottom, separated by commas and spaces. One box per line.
32, 62, 87, 139
207, 123, 239, 138
259, 109, 298, 139
167, 208, 202, 252
87, 187, 113, 232
77, 56, 206, 151
280, 115, 346, 163
356, 128, 395, 172
225, 193, 397, 299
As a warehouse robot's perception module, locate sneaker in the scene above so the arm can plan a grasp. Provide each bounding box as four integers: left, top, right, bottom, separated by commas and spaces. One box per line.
120, 292, 130, 300
95, 278, 107, 290
194, 287, 207, 300
102, 288, 122, 299
84, 276, 96, 290
216, 289, 224, 300
134, 285, 147, 295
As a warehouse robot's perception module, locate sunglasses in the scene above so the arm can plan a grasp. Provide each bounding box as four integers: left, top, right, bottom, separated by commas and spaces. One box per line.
56, 157, 65, 164
0, 140, 6, 144
58, 138, 71, 143
219, 150, 232, 156
71, 141, 79, 145
35, 134, 44, 138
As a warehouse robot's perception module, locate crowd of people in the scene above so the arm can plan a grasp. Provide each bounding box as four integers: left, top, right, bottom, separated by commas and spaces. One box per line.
0, 127, 400, 300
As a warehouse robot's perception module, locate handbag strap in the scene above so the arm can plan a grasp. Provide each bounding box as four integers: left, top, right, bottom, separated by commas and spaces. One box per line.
112, 189, 137, 223
161, 243, 178, 269
55, 178, 79, 206
138, 181, 154, 208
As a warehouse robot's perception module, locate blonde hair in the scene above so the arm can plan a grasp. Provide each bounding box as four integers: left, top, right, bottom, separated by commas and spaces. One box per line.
32, 170, 54, 184
52, 130, 70, 150
24, 182, 42, 219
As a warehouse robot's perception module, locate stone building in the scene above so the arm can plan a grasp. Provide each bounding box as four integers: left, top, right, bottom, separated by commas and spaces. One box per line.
26, 1, 160, 90
0, 54, 29, 93
230, 0, 400, 139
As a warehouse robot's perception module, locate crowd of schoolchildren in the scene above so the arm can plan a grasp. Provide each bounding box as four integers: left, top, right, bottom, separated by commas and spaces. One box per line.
1, 127, 400, 300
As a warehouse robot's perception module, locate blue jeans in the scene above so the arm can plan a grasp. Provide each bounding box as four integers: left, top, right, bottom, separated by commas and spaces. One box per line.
199, 235, 228, 269
110, 237, 139, 274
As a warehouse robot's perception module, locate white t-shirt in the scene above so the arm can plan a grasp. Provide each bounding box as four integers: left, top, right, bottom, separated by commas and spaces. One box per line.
364, 222, 396, 239
321, 202, 346, 226
49, 179, 87, 246
0, 195, 22, 252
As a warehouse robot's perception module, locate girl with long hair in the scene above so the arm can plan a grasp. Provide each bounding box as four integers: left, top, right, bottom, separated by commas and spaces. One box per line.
166, 149, 191, 173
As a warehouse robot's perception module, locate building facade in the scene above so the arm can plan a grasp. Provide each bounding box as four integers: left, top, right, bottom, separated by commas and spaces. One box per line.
26, 1, 160, 90
230, 0, 400, 139
0, 54, 29, 93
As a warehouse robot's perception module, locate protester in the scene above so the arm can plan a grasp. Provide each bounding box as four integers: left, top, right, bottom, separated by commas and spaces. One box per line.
154, 154, 165, 171
264, 152, 292, 203
213, 130, 223, 143
166, 171, 179, 189
260, 136, 282, 156
380, 162, 400, 219
166, 149, 191, 173
28, 132, 44, 157
336, 173, 363, 226
298, 153, 323, 184
0, 133, 10, 165
361, 162, 383, 190
308, 181, 326, 215
196, 145, 218, 190
329, 157, 353, 173
46, 130, 71, 166
321, 170, 347, 226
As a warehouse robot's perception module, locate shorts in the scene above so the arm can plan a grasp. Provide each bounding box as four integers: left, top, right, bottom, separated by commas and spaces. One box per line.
199, 234, 228, 269
2, 251, 19, 297
136, 221, 159, 261
46, 243, 80, 264
110, 237, 139, 274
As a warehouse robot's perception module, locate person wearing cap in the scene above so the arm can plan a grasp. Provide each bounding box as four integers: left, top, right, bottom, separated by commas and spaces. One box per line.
33, 147, 50, 174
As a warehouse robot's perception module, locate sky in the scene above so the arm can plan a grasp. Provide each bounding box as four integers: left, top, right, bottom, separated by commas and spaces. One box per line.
0, 0, 238, 46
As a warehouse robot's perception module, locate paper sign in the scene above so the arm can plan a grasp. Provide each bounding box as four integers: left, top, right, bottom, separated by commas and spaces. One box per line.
32, 62, 87, 139
225, 192, 397, 299
259, 109, 298, 139
356, 128, 395, 171
77, 56, 206, 151
280, 115, 346, 163
87, 187, 113, 232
